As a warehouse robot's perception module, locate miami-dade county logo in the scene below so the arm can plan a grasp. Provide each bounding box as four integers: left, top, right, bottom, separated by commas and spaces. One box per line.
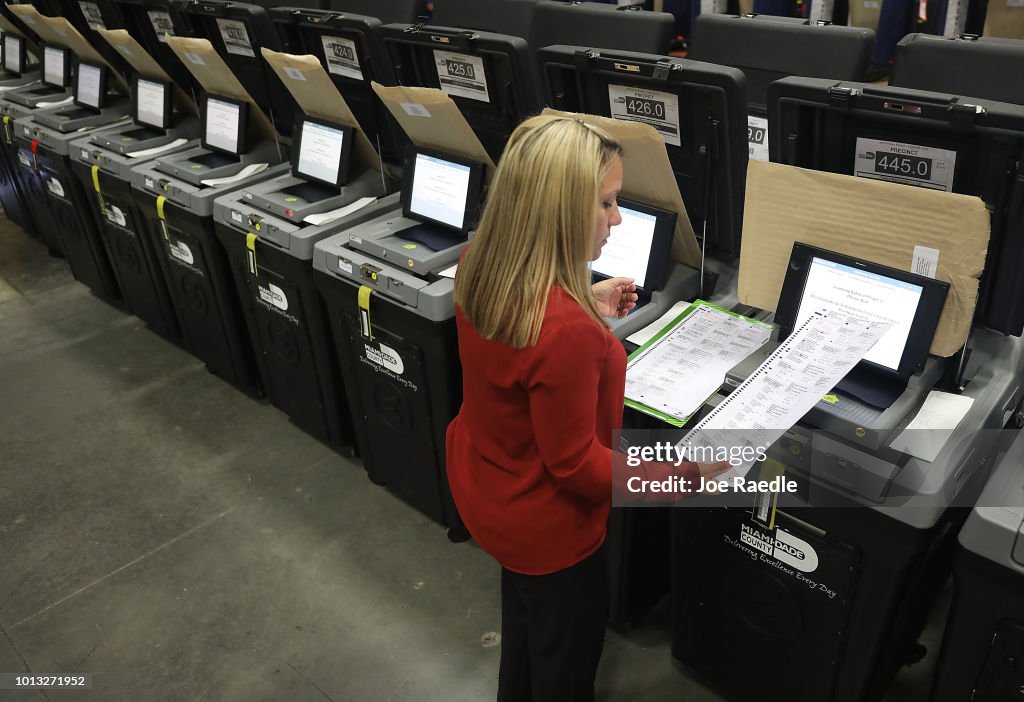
363, 342, 404, 375
257, 282, 288, 312
740, 523, 820, 573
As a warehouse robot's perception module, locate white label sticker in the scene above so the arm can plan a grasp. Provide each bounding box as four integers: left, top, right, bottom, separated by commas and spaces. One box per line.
242, 191, 253, 200
169, 239, 194, 265
17, 151, 29, 167
1009, 0, 1024, 6
217, 18, 255, 58
364, 341, 405, 375
854, 138, 957, 192
145, 176, 155, 189
338, 258, 353, 275
78, 2, 105, 30
21, 16, 36, 26
105, 205, 126, 227
608, 84, 681, 147
747, 115, 769, 162
282, 66, 306, 82
912, 246, 940, 278
231, 210, 243, 223
433, 50, 489, 103
258, 283, 289, 311
148, 10, 175, 43
864, 0, 880, 7
116, 45, 133, 57
47, 178, 64, 198
80, 148, 90, 160
185, 52, 205, 66
739, 523, 820, 574
23, 125, 30, 136
321, 36, 363, 81
400, 103, 431, 118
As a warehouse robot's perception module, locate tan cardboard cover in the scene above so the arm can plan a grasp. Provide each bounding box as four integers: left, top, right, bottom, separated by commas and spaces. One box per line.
262, 48, 379, 174
371, 83, 494, 170
543, 108, 702, 269
847, 0, 881, 30
9, 5, 125, 89
983, 1, 1024, 39
165, 36, 275, 140
738, 161, 990, 357
97, 29, 197, 116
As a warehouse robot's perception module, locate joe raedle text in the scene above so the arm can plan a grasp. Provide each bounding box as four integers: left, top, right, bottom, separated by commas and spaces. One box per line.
626, 474, 798, 496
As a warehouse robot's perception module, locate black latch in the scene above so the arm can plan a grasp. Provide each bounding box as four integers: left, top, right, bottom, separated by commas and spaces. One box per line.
652, 59, 673, 82
957, 33, 980, 41
827, 86, 857, 110
574, 49, 599, 71
948, 101, 985, 126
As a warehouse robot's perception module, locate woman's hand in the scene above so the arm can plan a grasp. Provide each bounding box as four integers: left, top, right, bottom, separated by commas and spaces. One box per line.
593, 277, 638, 319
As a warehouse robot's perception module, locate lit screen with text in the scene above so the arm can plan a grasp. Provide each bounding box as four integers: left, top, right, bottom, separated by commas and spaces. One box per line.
795, 257, 924, 371
3, 35, 22, 73
205, 97, 241, 154
76, 64, 102, 109
43, 46, 66, 87
409, 153, 471, 229
592, 205, 657, 289
297, 120, 345, 185
136, 79, 167, 128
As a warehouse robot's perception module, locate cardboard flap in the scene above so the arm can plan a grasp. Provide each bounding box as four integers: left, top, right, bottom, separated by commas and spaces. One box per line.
9, 5, 125, 90
543, 108, 702, 269
847, 0, 881, 31
165, 36, 275, 141
738, 161, 990, 357
0, 14, 38, 55
262, 48, 379, 174
97, 29, 197, 116
983, 2, 1024, 39
371, 83, 495, 170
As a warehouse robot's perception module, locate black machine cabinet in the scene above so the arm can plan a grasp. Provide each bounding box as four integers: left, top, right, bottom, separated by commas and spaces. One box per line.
432, 0, 540, 40
891, 34, 1024, 106
768, 77, 1024, 336
378, 23, 540, 162
180, 0, 298, 135
530, 1, 675, 56
688, 14, 875, 113
113, 0, 204, 103
269, 7, 398, 161
539, 47, 748, 257
326, 0, 423, 23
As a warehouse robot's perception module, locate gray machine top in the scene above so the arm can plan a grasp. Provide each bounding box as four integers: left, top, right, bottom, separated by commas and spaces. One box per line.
727, 329, 1024, 528
213, 174, 397, 261
958, 428, 1024, 571
70, 117, 200, 181
130, 140, 290, 217
1, 81, 71, 110
20, 102, 133, 156
312, 210, 464, 323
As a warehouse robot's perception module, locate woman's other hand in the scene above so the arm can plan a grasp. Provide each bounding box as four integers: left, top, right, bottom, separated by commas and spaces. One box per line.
593, 277, 637, 318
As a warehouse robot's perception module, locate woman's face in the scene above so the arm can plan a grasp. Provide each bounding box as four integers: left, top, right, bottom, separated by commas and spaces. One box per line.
591, 156, 623, 261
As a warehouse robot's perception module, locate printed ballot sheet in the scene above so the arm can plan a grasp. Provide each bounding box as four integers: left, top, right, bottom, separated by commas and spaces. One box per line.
888, 390, 975, 462
624, 302, 773, 426
678, 311, 891, 480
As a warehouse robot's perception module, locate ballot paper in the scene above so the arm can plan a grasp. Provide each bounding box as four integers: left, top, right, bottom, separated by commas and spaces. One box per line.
678, 311, 891, 480
624, 301, 773, 426
36, 95, 74, 108
888, 390, 975, 462
302, 196, 376, 226
438, 263, 458, 279
126, 137, 188, 159
200, 162, 267, 187
625, 300, 691, 346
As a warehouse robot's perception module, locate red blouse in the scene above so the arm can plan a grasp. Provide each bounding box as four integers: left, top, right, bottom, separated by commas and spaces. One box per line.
446, 285, 627, 575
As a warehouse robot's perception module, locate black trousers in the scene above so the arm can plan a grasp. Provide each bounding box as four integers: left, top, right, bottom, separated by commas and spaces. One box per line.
497, 544, 609, 702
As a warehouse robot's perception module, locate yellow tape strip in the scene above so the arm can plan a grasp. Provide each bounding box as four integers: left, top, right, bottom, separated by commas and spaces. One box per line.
358, 285, 373, 339
246, 232, 258, 276
2, 115, 11, 145
156, 195, 167, 221
90, 164, 101, 193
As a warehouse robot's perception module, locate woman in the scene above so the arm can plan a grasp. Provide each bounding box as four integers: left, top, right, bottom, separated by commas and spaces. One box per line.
446, 115, 723, 701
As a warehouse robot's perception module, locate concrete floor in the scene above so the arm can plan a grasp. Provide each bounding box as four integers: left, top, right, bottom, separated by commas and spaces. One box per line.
0, 214, 948, 702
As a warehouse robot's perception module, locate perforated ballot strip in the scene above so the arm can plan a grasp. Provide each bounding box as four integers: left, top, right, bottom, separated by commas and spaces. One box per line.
677, 311, 890, 482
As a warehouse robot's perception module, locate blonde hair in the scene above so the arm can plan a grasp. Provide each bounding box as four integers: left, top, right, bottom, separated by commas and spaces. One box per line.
454, 115, 622, 349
